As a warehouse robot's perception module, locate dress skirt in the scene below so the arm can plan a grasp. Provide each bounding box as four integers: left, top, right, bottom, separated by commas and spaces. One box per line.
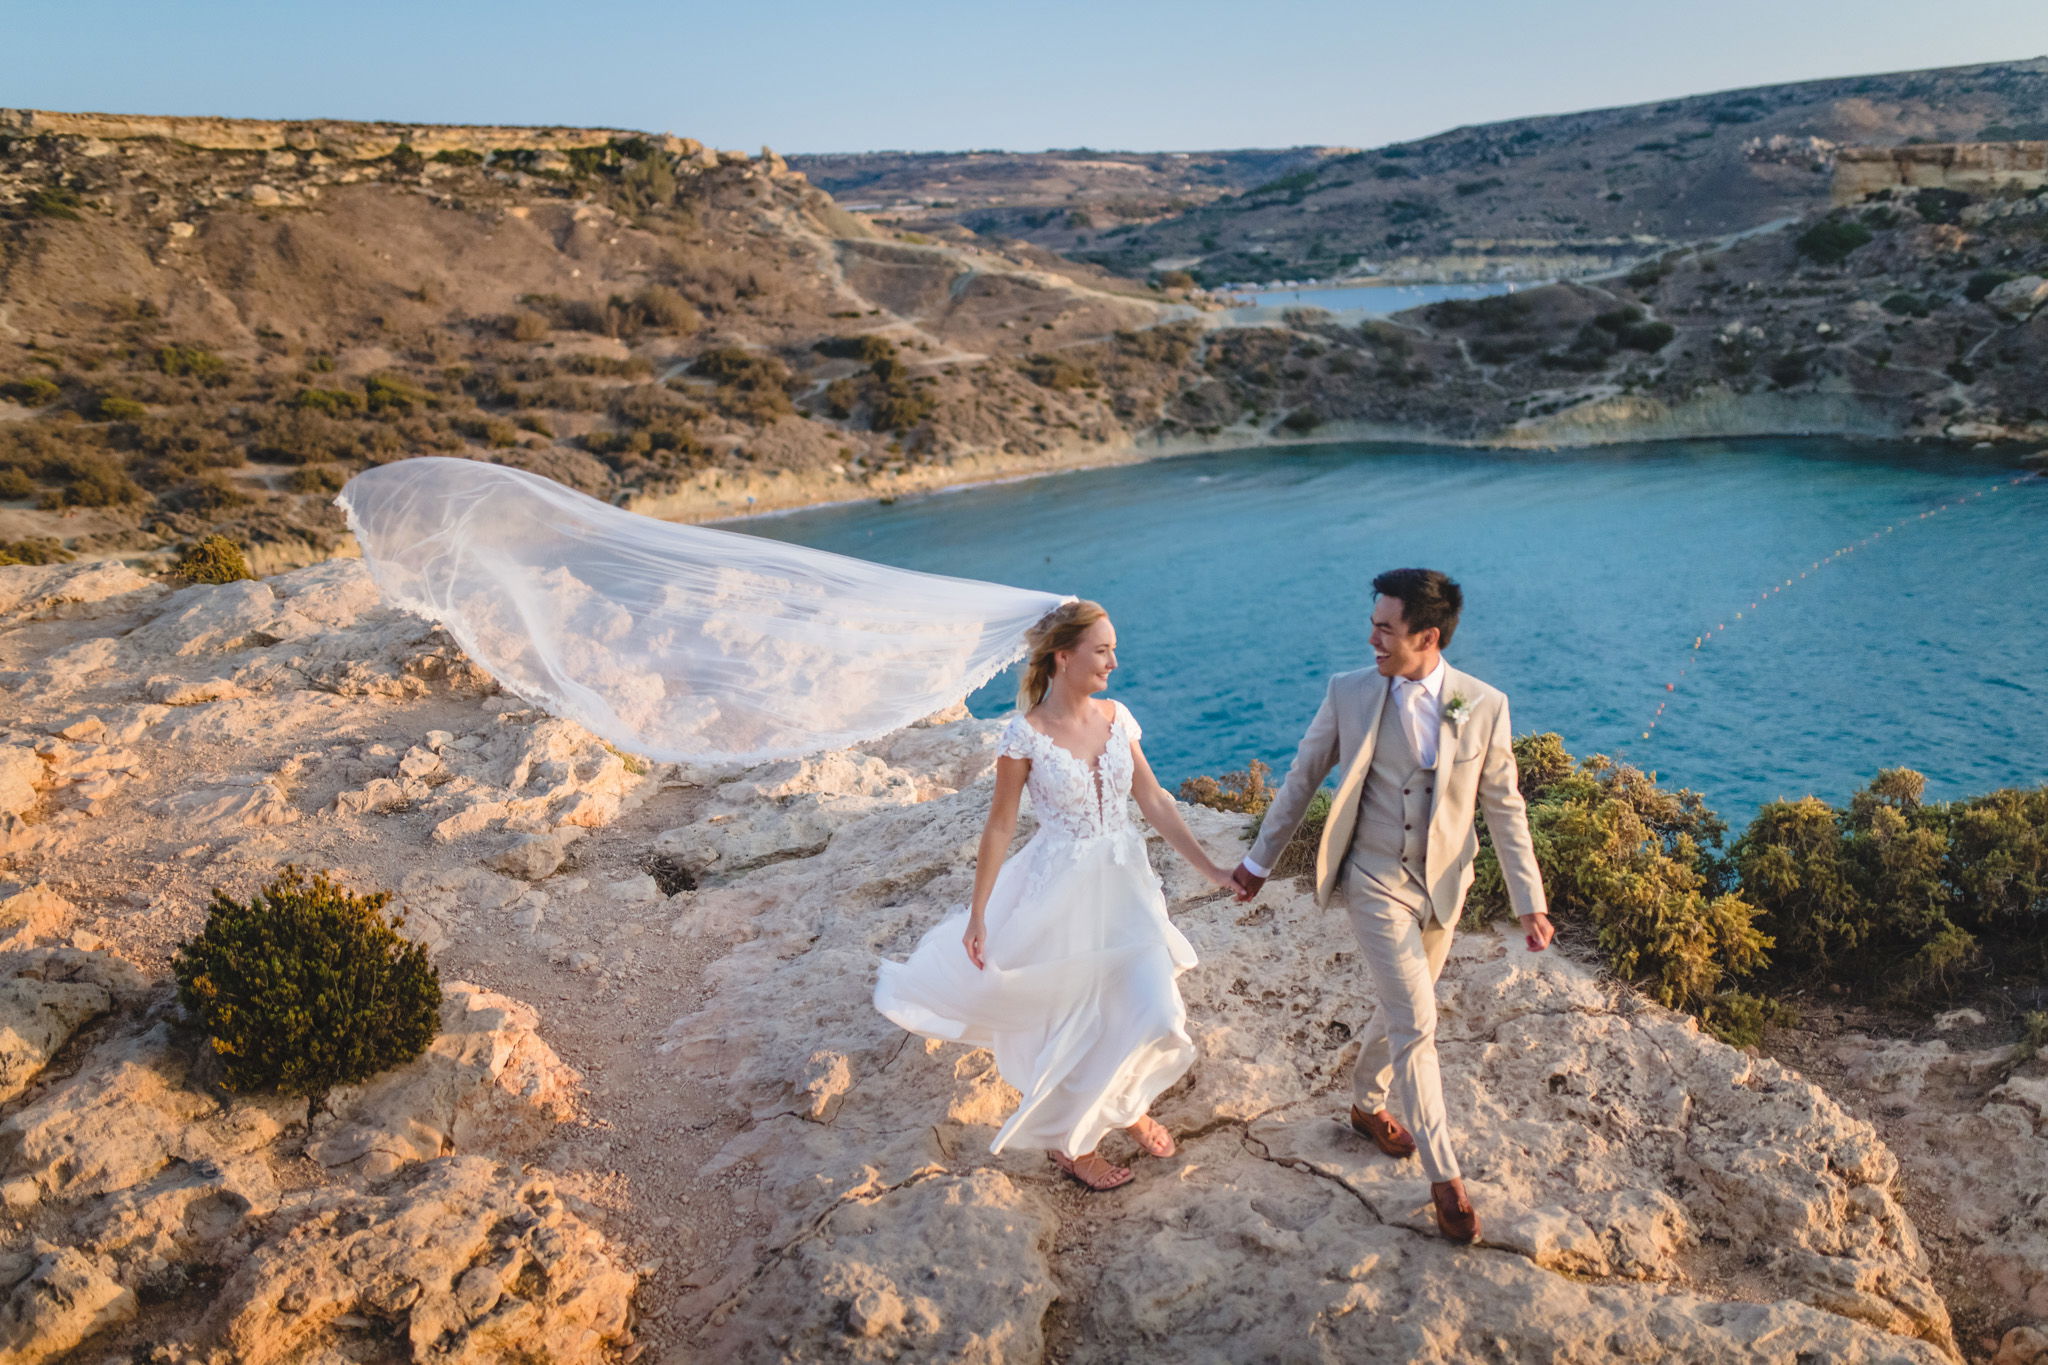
875, 827, 1198, 1157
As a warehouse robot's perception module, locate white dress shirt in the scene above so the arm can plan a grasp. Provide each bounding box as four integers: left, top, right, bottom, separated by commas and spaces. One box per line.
1243, 658, 1447, 880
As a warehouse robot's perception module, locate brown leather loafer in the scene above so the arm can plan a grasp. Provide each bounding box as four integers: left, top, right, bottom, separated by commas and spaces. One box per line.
1349, 1105, 1418, 1159
1431, 1180, 1480, 1244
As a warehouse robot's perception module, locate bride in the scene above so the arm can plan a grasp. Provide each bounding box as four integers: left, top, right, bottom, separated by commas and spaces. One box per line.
875, 601, 1238, 1190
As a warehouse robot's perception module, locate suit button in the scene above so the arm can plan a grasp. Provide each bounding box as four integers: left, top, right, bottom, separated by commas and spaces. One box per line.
1403, 824, 1412, 831
1402, 789, 1410, 796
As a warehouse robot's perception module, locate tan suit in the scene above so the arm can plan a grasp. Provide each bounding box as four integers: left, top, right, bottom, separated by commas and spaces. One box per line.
1249, 662, 1546, 1182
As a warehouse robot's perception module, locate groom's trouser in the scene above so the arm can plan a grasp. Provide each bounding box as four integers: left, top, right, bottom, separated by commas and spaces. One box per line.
1341, 864, 1460, 1183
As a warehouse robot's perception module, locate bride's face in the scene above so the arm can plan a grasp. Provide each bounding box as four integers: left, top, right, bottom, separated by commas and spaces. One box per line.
1057, 617, 1118, 695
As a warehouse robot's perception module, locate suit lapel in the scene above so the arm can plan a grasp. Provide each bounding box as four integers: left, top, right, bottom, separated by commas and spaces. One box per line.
1428, 664, 1464, 830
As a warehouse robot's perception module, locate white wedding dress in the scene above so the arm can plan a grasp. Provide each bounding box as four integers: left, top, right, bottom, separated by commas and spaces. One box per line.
875, 701, 1198, 1157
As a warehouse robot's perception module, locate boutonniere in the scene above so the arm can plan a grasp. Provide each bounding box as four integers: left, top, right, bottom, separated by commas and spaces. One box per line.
1443, 692, 1473, 728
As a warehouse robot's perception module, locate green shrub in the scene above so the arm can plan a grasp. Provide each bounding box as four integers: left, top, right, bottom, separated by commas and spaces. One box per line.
1, 376, 60, 407
285, 463, 351, 494
91, 393, 149, 421
1793, 218, 1873, 265
1965, 271, 2015, 303
1619, 320, 1676, 352
0, 468, 34, 500
1911, 187, 1970, 225
25, 186, 83, 220
172, 868, 442, 1112
1022, 354, 1097, 390
154, 345, 230, 382
0, 536, 71, 565
1731, 769, 2047, 999
629, 284, 700, 335
1881, 292, 1930, 318
172, 533, 255, 584
1155, 269, 1196, 291
431, 148, 484, 166
505, 310, 550, 342
292, 386, 366, 415
363, 373, 433, 415
1469, 736, 1769, 1014
39, 451, 146, 508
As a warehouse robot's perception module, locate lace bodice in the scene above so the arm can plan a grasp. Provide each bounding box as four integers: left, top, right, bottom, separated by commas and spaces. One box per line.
998, 701, 1142, 841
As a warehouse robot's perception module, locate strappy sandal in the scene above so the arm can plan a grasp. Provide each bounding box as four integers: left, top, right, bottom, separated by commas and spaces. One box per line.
1050, 1150, 1134, 1191
1127, 1114, 1177, 1158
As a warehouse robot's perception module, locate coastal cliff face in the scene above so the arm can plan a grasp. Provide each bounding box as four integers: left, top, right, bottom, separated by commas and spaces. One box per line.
1834, 142, 2048, 204
10, 554, 2048, 1361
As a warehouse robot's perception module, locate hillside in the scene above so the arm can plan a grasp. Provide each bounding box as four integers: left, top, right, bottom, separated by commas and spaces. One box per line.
0, 115, 1198, 568
796, 56, 2048, 286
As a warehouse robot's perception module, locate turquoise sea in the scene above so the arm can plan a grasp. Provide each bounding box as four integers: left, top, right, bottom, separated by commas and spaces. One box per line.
740, 440, 2047, 824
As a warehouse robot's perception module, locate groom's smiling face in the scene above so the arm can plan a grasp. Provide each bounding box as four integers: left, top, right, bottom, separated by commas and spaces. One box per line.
1369, 596, 1439, 679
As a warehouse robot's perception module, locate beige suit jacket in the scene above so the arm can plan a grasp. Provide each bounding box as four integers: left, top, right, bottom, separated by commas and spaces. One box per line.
1246, 663, 1548, 925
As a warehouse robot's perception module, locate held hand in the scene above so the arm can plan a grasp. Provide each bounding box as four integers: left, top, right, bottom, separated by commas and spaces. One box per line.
1231, 863, 1266, 904
1202, 861, 1240, 894
1520, 912, 1555, 953
963, 918, 988, 971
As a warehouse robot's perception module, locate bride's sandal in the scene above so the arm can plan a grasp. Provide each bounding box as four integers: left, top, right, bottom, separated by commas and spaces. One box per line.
1127, 1114, 1176, 1158
1051, 1150, 1134, 1191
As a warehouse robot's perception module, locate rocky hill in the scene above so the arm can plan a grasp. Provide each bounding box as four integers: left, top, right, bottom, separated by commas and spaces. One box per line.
806, 56, 2048, 287
5, 554, 2047, 1361
0, 114, 1199, 568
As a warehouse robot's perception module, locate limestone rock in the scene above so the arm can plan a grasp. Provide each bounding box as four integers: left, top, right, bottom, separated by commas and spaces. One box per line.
655, 749, 924, 878
703, 1168, 1057, 1363
488, 827, 584, 880
157, 775, 299, 828
0, 1022, 252, 1203
309, 984, 581, 1178
1987, 274, 2048, 318
206, 1156, 635, 1365
0, 745, 43, 821
74, 1153, 280, 1269
136, 579, 279, 656
0, 560, 159, 626
0, 1240, 136, 1365
0, 973, 110, 1104
0, 882, 74, 951
1997, 1324, 2048, 1365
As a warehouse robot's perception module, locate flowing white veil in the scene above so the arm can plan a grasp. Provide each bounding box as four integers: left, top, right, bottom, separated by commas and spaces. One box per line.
336, 457, 1070, 763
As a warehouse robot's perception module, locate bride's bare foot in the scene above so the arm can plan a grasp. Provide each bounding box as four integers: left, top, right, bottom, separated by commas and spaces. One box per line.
1127, 1114, 1176, 1158
1050, 1150, 1134, 1191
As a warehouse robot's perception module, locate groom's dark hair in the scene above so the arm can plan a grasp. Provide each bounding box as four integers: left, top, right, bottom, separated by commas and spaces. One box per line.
1372, 568, 1462, 647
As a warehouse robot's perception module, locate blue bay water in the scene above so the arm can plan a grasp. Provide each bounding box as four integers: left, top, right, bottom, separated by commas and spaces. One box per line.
738, 440, 2047, 825
1224, 280, 1531, 315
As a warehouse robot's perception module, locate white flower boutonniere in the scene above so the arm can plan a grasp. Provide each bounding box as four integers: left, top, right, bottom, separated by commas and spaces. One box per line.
1443, 692, 1473, 729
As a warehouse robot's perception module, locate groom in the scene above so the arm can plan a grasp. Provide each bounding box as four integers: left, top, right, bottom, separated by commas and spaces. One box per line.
1232, 568, 1552, 1244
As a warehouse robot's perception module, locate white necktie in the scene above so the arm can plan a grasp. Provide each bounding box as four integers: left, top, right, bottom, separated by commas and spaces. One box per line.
1399, 679, 1437, 768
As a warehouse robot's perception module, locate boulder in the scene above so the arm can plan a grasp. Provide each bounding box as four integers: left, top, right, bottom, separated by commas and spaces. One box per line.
1986, 274, 2048, 318
309, 984, 581, 1178
0, 974, 110, 1104
0, 882, 74, 952
0, 560, 159, 626
0, 1240, 136, 1365
206, 1156, 635, 1365
135, 579, 279, 656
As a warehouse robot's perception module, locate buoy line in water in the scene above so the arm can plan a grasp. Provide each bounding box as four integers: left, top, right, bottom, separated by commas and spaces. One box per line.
1626, 470, 2042, 756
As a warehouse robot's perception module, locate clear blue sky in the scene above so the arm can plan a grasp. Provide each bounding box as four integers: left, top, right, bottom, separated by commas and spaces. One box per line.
5, 1, 2043, 154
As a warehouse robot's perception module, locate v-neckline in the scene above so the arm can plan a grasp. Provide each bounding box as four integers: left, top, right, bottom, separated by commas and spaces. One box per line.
1025, 702, 1117, 771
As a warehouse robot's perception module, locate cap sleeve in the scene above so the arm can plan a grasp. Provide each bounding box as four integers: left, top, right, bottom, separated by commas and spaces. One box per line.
1114, 700, 1141, 741
997, 714, 1036, 761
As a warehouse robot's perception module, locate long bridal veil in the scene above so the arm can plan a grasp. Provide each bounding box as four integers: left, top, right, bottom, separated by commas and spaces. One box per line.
336, 458, 1069, 763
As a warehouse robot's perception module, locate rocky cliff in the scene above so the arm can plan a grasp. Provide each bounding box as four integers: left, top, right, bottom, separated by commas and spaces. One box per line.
4, 555, 2046, 1361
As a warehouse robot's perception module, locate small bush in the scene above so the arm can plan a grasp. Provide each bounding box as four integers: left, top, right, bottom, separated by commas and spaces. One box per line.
0, 536, 72, 565
432, 148, 484, 166
292, 386, 366, 415
1179, 760, 1274, 816
173, 533, 255, 584
1469, 736, 1769, 1014
0, 468, 34, 500
172, 868, 442, 1111
1793, 218, 1873, 266
25, 186, 84, 220
1911, 187, 1971, 226
1, 376, 60, 407
505, 310, 551, 343
1619, 320, 1676, 352
1881, 292, 1930, 318
1965, 271, 2015, 303
39, 451, 146, 508
364, 373, 433, 415
630, 284, 701, 335
285, 464, 350, 494
1022, 354, 1097, 390
1155, 269, 1196, 291
91, 393, 149, 422
154, 345, 230, 383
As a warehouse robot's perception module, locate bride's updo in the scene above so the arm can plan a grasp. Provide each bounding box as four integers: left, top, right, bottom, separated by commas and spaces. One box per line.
1018, 599, 1107, 709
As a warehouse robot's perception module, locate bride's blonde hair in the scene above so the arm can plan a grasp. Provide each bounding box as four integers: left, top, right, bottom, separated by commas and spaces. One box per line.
1017, 599, 1107, 709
